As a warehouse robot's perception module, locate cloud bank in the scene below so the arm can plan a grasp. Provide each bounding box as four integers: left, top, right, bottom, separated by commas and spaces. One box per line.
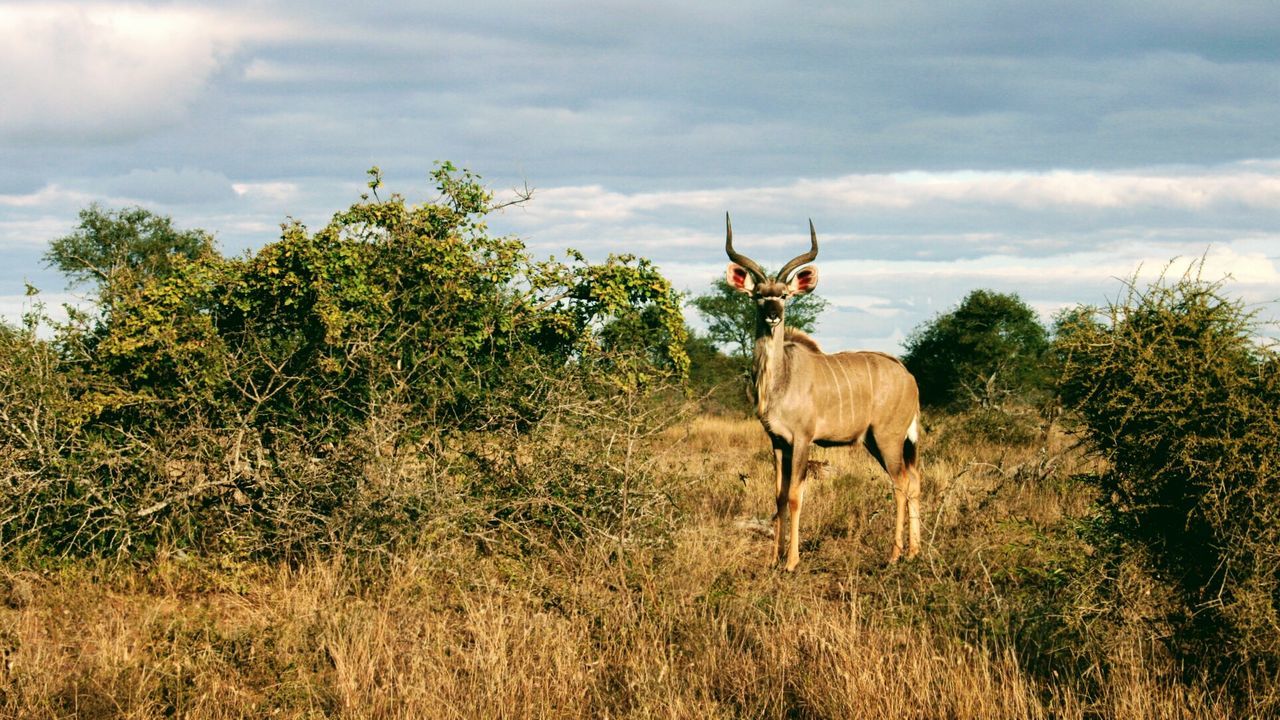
0, 4, 269, 142
1, 1, 1277, 352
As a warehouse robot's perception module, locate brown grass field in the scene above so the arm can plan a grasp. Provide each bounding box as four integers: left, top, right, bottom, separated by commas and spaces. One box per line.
0, 412, 1244, 718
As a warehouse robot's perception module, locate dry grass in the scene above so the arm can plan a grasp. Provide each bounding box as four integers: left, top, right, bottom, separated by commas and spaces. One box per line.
0, 411, 1250, 718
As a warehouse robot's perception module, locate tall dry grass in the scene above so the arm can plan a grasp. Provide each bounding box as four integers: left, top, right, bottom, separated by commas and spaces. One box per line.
0, 410, 1251, 718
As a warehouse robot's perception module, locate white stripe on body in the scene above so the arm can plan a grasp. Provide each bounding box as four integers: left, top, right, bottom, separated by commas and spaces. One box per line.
821, 357, 845, 437
836, 357, 859, 442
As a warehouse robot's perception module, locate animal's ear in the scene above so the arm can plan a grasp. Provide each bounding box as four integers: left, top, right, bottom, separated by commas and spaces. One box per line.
787, 266, 818, 295
726, 263, 756, 294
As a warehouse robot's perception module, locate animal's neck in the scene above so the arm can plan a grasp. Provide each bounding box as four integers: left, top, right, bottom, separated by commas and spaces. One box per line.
752, 326, 787, 416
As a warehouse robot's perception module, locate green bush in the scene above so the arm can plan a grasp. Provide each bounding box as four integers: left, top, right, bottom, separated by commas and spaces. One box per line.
2, 165, 690, 561
683, 332, 751, 415
904, 289, 1050, 409
1057, 267, 1280, 679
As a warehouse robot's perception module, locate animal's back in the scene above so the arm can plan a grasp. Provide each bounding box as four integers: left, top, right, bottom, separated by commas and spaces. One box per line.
804, 347, 918, 444
785, 329, 907, 373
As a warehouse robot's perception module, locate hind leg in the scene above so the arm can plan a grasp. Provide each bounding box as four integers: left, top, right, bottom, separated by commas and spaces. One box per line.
867, 430, 911, 563
905, 461, 922, 560
889, 465, 908, 563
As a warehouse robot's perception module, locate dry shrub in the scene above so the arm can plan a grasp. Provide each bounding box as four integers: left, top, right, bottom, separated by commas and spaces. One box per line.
930, 405, 1046, 449
2, 410, 1267, 719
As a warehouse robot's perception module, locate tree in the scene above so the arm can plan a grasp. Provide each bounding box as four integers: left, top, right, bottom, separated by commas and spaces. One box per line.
45, 204, 216, 299
681, 329, 750, 413
902, 289, 1049, 408
691, 276, 828, 362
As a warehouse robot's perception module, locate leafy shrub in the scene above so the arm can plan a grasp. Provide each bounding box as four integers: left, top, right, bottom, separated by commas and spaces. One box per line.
683, 332, 751, 415
2, 165, 689, 561
1057, 267, 1280, 680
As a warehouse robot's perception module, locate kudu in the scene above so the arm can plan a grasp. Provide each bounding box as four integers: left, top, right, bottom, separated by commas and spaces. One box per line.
724, 215, 923, 570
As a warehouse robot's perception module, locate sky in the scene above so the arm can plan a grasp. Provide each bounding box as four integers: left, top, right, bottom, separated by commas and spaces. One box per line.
2, 1, 1278, 353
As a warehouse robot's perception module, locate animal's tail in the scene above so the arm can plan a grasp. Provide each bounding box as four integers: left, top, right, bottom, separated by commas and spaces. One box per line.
903, 413, 921, 467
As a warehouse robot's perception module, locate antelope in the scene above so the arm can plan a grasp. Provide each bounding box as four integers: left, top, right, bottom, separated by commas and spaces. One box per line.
724, 214, 924, 570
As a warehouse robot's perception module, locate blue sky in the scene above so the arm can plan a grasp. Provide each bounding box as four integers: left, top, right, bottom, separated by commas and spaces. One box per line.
2, 1, 1278, 352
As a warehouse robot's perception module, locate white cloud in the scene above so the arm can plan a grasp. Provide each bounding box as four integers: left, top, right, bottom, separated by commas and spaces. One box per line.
0, 3, 272, 141
0, 292, 88, 331
0, 184, 93, 210
504, 163, 1280, 232
0, 214, 83, 252
893, 168, 1280, 211
232, 181, 302, 204
1134, 245, 1280, 291
243, 58, 300, 83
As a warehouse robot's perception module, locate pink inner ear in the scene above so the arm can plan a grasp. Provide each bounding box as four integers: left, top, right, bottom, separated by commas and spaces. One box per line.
796, 269, 815, 290
732, 267, 748, 288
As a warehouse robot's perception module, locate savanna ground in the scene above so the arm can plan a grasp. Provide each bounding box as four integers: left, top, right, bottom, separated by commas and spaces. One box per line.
0, 408, 1242, 719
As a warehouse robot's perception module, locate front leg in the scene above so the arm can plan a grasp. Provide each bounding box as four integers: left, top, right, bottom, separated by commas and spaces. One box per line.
783, 439, 811, 572
770, 441, 787, 567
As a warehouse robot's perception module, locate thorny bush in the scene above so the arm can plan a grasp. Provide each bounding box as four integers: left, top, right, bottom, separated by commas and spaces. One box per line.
1057, 265, 1280, 686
